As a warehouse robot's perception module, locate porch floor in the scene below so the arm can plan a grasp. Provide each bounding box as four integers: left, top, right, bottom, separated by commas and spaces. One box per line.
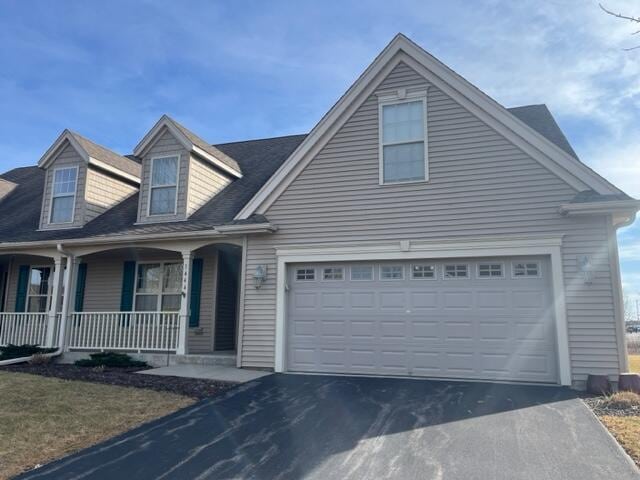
138, 364, 271, 383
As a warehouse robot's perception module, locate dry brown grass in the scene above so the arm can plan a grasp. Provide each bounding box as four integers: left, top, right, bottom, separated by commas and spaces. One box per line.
629, 355, 640, 373
601, 416, 640, 467
0, 371, 193, 479
601, 391, 640, 409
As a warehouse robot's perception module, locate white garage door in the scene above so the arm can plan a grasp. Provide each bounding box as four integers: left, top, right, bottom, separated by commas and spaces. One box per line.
286, 257, 558, 383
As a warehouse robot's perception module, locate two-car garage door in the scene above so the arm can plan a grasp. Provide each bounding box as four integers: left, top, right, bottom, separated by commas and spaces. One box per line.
286, 257, 558, 383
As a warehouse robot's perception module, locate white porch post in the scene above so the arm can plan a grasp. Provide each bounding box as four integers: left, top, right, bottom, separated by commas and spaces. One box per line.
45, 256, 64, 347
177, 250, 193, 355
58, 256, 79, 351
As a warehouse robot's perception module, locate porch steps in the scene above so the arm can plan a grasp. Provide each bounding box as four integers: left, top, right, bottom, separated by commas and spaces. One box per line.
174, 352, 236, 367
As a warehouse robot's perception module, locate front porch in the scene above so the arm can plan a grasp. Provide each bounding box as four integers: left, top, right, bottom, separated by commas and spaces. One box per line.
0, 240, 244, 364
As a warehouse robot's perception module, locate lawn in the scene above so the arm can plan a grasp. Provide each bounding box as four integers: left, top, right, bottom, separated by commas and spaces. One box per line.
0, 371, 193, 479
591, 355, 640, 468
629, 354, 640, 373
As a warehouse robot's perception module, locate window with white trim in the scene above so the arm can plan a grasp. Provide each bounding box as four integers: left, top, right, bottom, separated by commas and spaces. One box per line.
478, 263, 503, 278
444, 264, 469, 279
50, 167, 77, 224
134, 262, 183, 311
411, 264, 436, 279
380, 265, 404, 280
27, 266, 52, 312
149, 156, 179, 215
296, 268, 315, 281
512, 261, 540, 278
380, 95, 427, 184
351, 265, 374, 281
323, 267, 344, 280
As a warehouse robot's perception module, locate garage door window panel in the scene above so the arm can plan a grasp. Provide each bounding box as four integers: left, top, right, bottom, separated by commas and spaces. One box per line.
351, 265, 374, 281
477, 263, 504, 279
295, 268, 315, 281
322, 267, 344, 281
512, 261, 541, 278
444, 264, 469, 279
411, 264, 436, 280
380, 265, 404, 280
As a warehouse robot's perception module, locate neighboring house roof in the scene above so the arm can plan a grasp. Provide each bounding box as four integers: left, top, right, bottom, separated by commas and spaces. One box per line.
0, 134, 306, 243
0, 102, 605, 244
133, 115, 243, 178
234, 34, 623, 220
38, 130, 141, 181
507, 105, 579, 160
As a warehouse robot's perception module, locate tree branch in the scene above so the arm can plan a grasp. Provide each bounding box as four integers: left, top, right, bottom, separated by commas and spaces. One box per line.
599, 3, 640, 23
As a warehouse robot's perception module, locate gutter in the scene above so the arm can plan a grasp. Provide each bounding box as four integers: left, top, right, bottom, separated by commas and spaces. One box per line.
558, 199, 640, 216
0, 223, 277, 251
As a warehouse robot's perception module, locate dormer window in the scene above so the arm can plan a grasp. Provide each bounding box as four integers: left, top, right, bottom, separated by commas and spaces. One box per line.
379, 91, 428, 184
50, 166, 78, 224
149, 156, 178, 215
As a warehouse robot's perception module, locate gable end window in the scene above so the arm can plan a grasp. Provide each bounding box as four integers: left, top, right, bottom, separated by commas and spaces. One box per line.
379, 93, 427, 184
50, 167, 78, 224
149, 156, 179, 216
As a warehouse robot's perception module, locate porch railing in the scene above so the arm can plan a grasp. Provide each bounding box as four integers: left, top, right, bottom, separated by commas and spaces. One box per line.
0, 313, 59, 347
67, 312, 180, 353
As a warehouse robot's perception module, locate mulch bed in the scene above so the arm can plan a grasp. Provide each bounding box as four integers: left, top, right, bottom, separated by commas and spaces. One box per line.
583, 396, 640, 418
1, 363, 235, 400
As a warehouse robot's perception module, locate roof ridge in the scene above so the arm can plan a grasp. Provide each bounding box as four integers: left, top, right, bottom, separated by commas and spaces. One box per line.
214, 133, 308, 147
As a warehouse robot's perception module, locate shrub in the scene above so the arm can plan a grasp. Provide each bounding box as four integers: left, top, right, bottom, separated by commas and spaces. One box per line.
0, 344, 55, 361
602, 391, 640, 409
74, 352, 148, 369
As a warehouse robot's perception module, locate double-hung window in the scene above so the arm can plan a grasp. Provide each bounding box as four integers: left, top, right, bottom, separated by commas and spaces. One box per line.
50, 167, 78, 224
27, 266, 52, 312
149, 156, 179, 215
134, 262, 183, 311
379, 94, 427, 184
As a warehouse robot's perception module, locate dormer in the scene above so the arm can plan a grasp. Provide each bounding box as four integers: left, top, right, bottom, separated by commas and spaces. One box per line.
133, 115, 242, 224
37, 130, 141, 230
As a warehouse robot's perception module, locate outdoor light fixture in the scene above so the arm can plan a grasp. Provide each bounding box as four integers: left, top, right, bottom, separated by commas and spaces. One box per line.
578, 255, 594, 285
253, 265, 267, 289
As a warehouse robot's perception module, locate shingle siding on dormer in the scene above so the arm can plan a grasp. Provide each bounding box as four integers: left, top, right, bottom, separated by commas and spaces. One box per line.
187, 155, 232, 216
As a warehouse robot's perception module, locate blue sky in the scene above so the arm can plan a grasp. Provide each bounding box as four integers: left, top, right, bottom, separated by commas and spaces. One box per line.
1, 0, 639, 305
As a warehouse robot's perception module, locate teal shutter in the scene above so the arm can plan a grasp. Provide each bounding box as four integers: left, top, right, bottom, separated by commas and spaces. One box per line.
189, 258, 203, 327
120, 261, 136, 312
15, 265, 29, 312
74, 263, 87, 312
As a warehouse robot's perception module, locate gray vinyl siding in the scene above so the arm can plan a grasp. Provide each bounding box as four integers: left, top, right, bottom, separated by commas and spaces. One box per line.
187, 155, 232, 216
240, 61, 621, 386
84, 167, 137, 222
39, 142, 86, 230
81, 251, 217, 353
137, 127, 189, 224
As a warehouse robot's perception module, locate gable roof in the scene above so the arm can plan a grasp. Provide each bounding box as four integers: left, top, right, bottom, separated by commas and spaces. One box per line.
234, 34, 624, 220
134, 115, 243, 178
38, 130, 141, 182
0, 134, 305, 243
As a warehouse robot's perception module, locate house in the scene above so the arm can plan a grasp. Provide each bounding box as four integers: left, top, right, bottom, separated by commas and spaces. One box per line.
0, 34, 637, 389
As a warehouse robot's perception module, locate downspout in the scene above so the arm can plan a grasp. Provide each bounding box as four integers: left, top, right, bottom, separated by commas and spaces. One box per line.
0, 244, 72, 366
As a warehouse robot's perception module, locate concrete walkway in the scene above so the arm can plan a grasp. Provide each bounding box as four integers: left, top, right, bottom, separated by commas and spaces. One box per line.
138, 364, 271, 383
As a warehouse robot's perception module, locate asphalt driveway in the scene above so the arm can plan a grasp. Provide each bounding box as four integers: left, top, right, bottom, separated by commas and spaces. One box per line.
18, 374, 639, 479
